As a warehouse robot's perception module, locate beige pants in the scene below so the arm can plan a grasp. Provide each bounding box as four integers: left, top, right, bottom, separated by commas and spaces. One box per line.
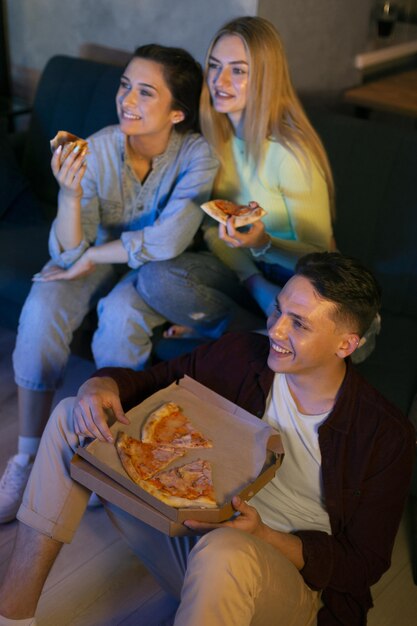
18, 398, 320, 626
175, 528, 320, 626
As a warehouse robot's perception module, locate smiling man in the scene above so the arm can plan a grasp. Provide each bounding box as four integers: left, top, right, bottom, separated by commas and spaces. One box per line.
0, 252, 414, 626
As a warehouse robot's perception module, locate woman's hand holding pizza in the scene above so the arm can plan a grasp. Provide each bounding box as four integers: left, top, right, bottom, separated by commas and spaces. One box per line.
219, 217, 270, 250
184, 495, 267, 540
72, 376, 130, 442
51, 142, 87, 199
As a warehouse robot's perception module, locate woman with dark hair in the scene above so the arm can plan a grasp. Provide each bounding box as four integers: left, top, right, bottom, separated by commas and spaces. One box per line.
0, 44, 217, 523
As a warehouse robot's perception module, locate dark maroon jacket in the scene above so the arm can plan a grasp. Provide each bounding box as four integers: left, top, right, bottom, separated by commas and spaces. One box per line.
95, 331, 415, 625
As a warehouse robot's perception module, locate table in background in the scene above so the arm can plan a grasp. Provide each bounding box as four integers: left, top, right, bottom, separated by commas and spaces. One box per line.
343, 68, 417, 119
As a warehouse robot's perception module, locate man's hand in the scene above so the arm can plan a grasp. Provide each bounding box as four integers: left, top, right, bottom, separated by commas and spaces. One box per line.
183, 496, 267, 540
219, 218, 270, 249
184, 496, 305, 569
32, 251, 95, 282
72, 376, 130, 442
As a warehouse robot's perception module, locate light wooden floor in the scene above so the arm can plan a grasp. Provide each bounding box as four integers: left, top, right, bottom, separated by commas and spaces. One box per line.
0, 326, 417, 625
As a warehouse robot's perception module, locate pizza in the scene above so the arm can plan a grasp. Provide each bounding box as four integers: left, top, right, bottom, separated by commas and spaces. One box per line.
115, 431, 185, 482
141, 402, 213, 449
140, 458, 217, 508
50, 130, 88, 155
116, 403, 216, 508
201, 199, 267, 227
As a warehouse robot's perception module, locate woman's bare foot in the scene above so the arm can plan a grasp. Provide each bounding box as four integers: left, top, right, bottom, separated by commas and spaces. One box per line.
163, 325, 197, 339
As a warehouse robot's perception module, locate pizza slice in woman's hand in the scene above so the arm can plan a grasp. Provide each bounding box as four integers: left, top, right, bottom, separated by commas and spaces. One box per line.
201, 199, 267, 227
50, 130, 88, 154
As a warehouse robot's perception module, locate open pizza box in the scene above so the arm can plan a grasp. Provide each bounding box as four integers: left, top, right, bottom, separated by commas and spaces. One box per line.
71, 376, 284, 536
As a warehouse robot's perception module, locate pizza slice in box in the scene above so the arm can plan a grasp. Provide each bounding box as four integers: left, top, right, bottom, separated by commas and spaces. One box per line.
116, 402, 216, 508
116, 431, 185, 482
116, 432, 216, 509
201, 199, 267, 227
141, 458, 217, 509
141, 402, 213, 449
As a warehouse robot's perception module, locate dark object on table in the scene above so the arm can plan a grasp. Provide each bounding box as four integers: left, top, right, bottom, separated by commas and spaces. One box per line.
375, 1, 398, 37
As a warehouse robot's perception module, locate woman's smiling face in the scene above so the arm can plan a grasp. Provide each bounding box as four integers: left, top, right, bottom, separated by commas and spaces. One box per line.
116, 57, 184, 139
207, 34, 249, 131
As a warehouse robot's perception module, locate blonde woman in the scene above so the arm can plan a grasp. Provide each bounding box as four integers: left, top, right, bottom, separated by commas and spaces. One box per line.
138, 16, 334, 338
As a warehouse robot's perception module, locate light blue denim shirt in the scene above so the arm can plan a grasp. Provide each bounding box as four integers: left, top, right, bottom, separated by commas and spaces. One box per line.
49, 125, 218, 269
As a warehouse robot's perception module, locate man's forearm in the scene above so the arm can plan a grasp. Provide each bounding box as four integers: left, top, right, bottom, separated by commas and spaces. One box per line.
260, 525, 305, 570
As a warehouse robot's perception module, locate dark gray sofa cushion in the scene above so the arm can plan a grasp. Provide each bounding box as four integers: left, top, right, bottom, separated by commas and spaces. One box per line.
311, 112, 417, 317
0, 55, 123, 329
20, 55, 122, 218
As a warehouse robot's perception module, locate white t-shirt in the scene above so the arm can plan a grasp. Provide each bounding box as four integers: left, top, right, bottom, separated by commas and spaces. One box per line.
251, 373, 332, 534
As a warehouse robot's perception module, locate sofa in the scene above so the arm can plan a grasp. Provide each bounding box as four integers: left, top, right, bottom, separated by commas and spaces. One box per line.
2, 53, 417, 402
1, 55, 416, 575
0, 55, 122, 329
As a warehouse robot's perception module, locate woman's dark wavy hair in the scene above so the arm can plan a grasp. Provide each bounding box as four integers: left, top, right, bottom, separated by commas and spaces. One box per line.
132, 44, 203, 133
295, 252, 381, 337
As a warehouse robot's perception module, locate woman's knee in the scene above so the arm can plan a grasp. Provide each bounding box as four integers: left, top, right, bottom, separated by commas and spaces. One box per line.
139, 253, 232, 292
13, 285, 75, 388
18, 282, 70, 336
96, 286, 128, 326
137, 255, 195, 297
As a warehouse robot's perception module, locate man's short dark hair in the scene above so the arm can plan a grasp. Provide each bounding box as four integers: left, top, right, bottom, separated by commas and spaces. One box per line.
295, 252, 381, 337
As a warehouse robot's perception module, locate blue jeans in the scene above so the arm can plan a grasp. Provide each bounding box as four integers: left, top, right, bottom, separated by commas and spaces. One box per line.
137, 252, 281, 338
13, 262, 167, 391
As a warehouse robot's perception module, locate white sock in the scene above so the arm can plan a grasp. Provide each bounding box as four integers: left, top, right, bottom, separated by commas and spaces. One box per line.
0, 615, 36, 625
17, 437, 41, 458
13, 453, 32, 468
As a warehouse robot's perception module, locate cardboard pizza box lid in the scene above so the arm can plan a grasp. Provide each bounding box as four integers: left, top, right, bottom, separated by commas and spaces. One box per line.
71, 376, 284, 535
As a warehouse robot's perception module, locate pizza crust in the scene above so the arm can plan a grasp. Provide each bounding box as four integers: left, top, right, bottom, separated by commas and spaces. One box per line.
201, 199, 267, 227
139, 481, 217, 509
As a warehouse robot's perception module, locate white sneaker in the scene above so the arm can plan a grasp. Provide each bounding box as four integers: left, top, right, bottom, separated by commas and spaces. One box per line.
0, 454, 33, 523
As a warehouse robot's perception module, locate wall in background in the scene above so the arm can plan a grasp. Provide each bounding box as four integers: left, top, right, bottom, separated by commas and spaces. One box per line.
6, 0, 257, 99
258, 0, 374, 97
5, 0, 386, 102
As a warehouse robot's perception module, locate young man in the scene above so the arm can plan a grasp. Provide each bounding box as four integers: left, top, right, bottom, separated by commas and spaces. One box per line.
0, 252, 414, 626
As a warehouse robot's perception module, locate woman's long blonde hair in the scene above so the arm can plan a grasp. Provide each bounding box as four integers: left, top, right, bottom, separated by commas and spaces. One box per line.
200, 16, 335, 214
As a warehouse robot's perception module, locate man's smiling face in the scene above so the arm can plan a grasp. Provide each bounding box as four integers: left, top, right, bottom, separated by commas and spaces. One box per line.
267, 275, 349, 376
